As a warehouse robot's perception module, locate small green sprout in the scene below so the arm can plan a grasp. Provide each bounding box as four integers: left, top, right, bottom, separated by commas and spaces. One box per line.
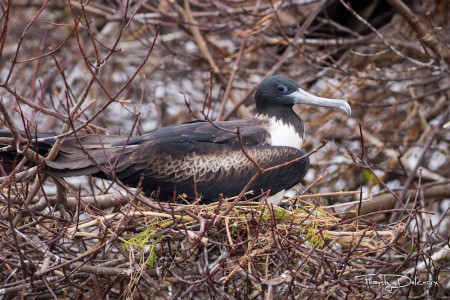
122, 227, 162, 267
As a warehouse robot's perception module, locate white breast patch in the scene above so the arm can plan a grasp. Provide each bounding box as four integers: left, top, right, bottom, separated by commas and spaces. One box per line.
269, 118, 303, 150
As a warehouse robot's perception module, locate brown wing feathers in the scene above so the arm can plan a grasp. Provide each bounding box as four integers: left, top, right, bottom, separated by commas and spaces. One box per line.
45, 135, 131, 176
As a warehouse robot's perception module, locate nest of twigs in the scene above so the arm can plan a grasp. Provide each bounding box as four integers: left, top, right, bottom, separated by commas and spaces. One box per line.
2, 187, 443, 299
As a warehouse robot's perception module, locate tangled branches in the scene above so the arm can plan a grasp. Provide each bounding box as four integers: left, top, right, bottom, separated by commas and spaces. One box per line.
0, 0, 449, 298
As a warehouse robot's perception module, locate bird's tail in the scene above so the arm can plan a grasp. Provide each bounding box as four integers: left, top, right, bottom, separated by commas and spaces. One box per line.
0, 129, 131, 179
44, 134, 134, 179
0, 129, 56, 173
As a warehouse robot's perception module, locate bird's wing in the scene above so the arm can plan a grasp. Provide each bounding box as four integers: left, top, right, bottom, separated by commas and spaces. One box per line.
45, 118, 269, 174
120, 118, 271, 147
115, 136, 309, 200
45, 134, 128, 176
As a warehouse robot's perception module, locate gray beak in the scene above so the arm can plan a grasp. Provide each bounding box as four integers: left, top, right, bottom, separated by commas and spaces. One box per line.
289, 88, 351, 116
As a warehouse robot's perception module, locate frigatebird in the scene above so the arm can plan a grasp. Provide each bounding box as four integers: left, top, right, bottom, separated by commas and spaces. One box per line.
1, 75, 350, 204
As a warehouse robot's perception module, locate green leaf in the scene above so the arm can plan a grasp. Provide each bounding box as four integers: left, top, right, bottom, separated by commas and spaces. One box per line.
363, 170, 376, 181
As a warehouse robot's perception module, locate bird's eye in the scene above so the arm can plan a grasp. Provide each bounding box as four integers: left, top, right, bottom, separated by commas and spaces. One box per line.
277, 85, 288, 93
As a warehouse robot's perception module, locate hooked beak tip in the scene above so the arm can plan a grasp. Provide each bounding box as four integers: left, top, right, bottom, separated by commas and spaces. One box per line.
340, 103, 351, 117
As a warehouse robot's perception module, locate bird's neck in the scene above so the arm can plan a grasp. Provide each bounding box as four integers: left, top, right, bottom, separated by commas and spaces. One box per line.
256, 108, 305, 150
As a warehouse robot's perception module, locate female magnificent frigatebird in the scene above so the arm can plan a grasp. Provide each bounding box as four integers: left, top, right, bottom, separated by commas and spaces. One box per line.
2, 76, 350, 204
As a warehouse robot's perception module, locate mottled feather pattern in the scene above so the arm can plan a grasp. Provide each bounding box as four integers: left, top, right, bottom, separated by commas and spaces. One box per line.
133, 146, 300, 183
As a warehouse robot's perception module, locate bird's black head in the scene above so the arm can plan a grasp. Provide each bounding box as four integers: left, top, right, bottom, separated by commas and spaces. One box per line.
255, 75, 351, 119
255, 75, 300, 116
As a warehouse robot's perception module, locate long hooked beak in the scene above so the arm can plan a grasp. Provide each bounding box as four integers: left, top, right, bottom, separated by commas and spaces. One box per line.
289, 88, 351, 116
